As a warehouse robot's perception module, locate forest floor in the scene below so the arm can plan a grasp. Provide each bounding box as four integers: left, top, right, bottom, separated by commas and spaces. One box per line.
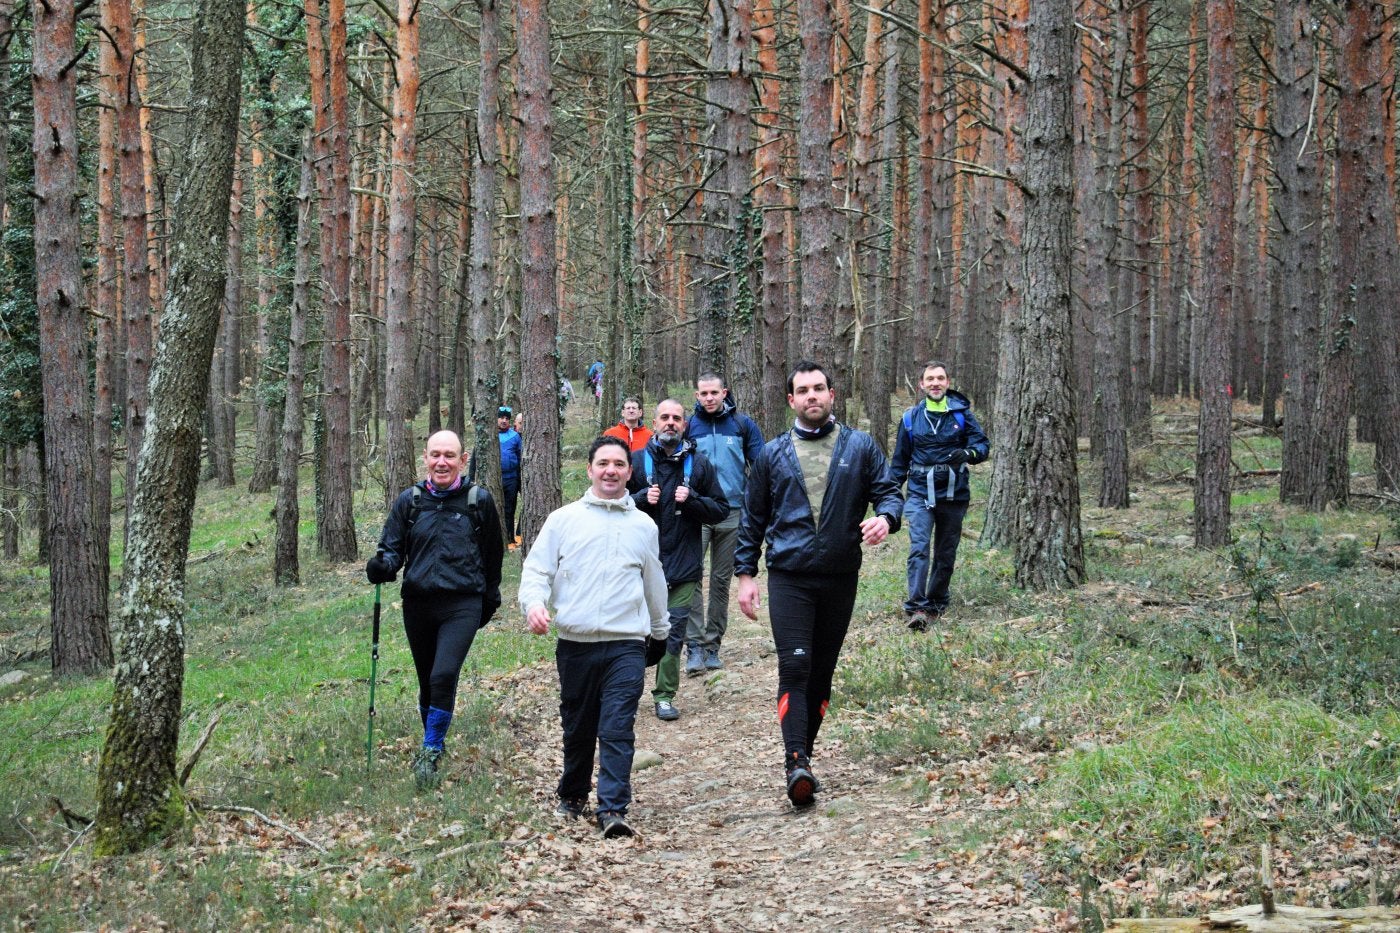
431, 607, 1057, 932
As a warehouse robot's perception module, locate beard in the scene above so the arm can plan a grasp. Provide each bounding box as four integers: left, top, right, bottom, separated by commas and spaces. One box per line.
657, 428, 682, 448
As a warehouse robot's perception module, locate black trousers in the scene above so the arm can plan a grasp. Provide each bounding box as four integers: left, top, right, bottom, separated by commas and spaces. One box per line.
402, 595, 484, 714
766, 570, 859, 762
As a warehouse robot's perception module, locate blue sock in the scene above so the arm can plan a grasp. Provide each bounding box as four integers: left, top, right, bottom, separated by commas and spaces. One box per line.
423, 706, 453, 751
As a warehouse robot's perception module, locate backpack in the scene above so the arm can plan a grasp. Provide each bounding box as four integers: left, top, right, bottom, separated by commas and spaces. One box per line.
642, 449, 692, 488
902, 406, 964, 437
408, 483, 484, 540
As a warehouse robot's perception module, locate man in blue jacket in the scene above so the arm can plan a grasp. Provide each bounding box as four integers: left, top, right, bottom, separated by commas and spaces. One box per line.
684, 372, 764, 675
890, 361, 989, 631
496, 406, 522, 543
736, 361, 903, 807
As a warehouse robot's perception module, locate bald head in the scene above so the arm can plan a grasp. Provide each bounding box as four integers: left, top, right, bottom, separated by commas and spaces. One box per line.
422, 431, 466, 489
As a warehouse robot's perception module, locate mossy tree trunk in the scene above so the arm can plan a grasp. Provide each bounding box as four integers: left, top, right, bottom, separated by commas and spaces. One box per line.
94, 0, 245, 855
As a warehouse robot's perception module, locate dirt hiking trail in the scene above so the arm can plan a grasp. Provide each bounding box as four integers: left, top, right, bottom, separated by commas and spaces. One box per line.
431, 608, 1055, 932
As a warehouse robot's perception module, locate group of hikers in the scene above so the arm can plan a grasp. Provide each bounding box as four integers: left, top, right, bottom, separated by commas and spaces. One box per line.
367, 358, 989, 838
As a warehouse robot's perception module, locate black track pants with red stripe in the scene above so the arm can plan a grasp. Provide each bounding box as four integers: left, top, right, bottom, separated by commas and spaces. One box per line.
766, 570, 859, 762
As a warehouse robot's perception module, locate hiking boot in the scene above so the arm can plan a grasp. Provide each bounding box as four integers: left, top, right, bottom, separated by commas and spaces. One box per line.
784, 751, 820, 808
597, 811, 635, 838
654, 700, 680, 721
412, 746, 443, 791
685, 644, 705, 677
906, 610, 929, 633
555, 796, 589, 820
703, 646, 723, 670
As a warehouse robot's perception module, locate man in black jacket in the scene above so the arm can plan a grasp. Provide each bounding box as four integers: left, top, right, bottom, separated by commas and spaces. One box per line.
736, 361, 903, 807
627, 399, 729, 721
367, 430, 506, 790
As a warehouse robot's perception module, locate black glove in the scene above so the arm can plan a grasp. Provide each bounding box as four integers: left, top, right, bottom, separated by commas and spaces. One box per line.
365, 553, 397, 584
943, 447, 969, 465
644, 636, 667, 667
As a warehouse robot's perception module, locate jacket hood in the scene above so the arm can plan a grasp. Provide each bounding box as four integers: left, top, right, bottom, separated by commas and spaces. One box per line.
645, 436, 696, 460
936, 390, 972, 412
692, 394, 738, 422
581, 489, 636, 510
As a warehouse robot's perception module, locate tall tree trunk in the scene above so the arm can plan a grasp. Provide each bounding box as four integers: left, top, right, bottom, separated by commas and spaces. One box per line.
515, 0, 563, 551
34, 0, 111, 674
275, 143, 316, 587
449, 151, 471, 437
1193, 0, 1235, 547
383, 0, 420, 504
982, 0, 1028, 547
319, 0, 357, 559
1338, 0, 1400, 490
754, 0, 788, 438
208, 156, 241, 487
94, 10, 118, 588
697, 0, 737, 373
1013, 0, 1083, 591
108, 0, 153, 531
470, 0, 505, 538
797, 0, 838, 368
94, 0, 244, 854
1127, 0, 1153, 436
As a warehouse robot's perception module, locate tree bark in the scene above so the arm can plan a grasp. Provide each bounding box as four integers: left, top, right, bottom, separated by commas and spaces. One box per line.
1013, 0, 1084, 591
515, 0, 563, 551
107, 0, 154, 529
797, 0, 838, 367
1337, 0, 1400, 491
317, 0, 357, 559
275, 143, 316, 587
34, 0, 112, 675
754, 0, 788, 438
1193, 0, 1235, 547
94, 8, 118, 588
208, 155, 241, 487
94, 0, 244, 854
469, 0, 505, 538
383, 0, 421, 504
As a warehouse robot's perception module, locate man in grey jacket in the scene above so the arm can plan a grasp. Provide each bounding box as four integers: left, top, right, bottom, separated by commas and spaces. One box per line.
521, 435, 669, 838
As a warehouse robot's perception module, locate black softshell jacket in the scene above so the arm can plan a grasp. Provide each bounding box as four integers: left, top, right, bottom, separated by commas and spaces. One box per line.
376, 481, 506, 621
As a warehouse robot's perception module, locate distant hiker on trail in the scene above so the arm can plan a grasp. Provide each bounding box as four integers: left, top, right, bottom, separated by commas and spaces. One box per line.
603, 396, 653, 453
497, 406, 521, 545
520, 436, 670, 839
890, 360, 989, 632
683, 372, 765, 677
366, 430, 506, 791
736, 361, 903, 808
626, 399, 728, 722
559, 377, 575, 411
586, 359, 604, 405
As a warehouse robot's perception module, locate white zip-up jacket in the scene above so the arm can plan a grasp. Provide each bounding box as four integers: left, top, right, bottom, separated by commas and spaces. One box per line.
519, 489, 670, 642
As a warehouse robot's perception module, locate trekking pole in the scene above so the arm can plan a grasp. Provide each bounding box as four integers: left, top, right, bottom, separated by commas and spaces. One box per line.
367, 583, 381, 770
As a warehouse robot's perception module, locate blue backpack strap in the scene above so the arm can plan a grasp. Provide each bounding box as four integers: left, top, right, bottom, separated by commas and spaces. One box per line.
954, 410, 965, 432
644, 450, 654, 485
682, 452, 692, 486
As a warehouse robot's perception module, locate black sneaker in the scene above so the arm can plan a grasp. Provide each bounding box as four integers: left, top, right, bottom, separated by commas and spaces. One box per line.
555, 796, 589, 820
785, 752, 818, 808
654, 700, 680, 721
906, 610, 929, 632
597, 811, 635, 838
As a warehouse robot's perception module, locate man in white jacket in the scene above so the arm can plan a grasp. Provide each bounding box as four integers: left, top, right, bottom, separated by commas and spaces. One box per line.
521, 435, 670, 838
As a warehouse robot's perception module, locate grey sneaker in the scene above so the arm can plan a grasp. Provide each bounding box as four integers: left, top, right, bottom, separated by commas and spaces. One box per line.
654, 700, 680, 721
597, 811, 635, 838
703, 646, 723, 670
685, 644, 705, 677
412, 746, 443, 791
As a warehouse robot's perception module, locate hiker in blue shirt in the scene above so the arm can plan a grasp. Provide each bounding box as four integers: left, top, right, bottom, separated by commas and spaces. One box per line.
889, 361, 989, 631
497, 406, 522, 542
